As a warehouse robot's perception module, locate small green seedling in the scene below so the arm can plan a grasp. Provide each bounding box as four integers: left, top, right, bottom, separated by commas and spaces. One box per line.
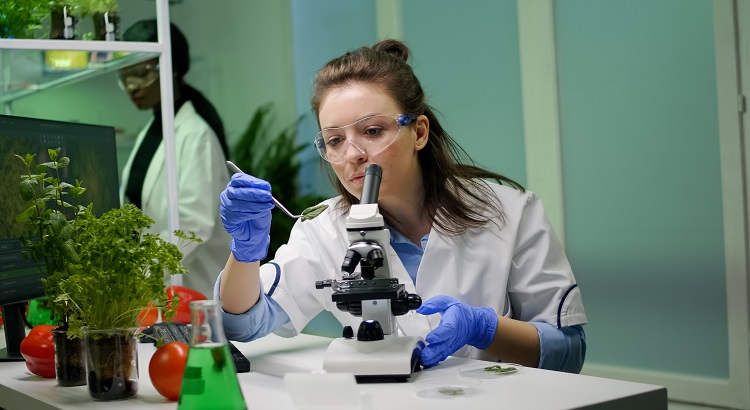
300, 204, 328, 221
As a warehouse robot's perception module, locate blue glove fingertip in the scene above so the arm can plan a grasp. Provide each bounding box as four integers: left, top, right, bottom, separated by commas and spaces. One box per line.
230, 173, 272, 191
420, 346, 446, 368
417, 295, 459, 315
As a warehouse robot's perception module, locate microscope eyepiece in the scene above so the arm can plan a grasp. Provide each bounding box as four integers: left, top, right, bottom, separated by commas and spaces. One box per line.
360, 164, 382, 205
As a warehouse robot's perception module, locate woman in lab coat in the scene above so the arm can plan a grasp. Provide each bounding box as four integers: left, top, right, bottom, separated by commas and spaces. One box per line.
217, 40, 587, 371
119, 20, 231, 298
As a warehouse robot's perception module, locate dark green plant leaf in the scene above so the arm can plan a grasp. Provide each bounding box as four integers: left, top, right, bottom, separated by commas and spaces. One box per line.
16, 205, 36, 223
61, 239, 78, 263
19, 178, 36, 200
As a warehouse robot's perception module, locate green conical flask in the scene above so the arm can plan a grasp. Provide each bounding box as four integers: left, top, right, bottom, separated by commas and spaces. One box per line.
178, 300, 246, 410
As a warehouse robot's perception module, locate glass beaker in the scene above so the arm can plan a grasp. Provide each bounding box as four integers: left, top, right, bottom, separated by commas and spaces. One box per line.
84, 327, 139, 400
178, 300, 246, 410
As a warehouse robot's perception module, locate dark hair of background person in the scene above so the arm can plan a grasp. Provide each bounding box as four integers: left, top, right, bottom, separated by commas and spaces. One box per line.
311, 39, 525, 235
123, 19, 229, 159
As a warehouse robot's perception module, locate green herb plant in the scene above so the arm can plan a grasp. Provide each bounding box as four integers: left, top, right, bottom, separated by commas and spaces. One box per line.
15, 148, 89, 323
58, 204, 199, 339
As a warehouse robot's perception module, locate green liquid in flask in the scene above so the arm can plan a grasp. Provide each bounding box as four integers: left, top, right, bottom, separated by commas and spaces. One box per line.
178, 343, 246, 410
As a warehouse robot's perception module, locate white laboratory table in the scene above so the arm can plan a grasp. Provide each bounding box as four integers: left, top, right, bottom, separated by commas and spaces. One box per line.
0, 332, 666, 410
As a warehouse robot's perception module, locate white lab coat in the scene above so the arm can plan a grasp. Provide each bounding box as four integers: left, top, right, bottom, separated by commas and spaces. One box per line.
259, 183, 587, 361
120, 101, 231, 297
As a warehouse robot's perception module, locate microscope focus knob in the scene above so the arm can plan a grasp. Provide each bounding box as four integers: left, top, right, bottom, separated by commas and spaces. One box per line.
407, 294, 422, 310
342, 326, 354, 339
356, 320, 384, 341
391, 293, 423, 316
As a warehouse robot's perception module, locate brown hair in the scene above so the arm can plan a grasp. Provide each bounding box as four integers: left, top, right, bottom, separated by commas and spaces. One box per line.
311, 39, 524, 235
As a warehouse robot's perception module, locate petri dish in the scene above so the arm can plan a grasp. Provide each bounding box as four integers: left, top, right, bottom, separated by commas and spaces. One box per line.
416, 385, 479, 399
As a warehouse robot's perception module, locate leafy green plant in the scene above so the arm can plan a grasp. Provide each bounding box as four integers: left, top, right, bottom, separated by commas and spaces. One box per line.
0, 0, 48, 38
74, 0, 117, 14
232, 103, 326, 259
57, 204, 198, 338
15, 148, 88, 322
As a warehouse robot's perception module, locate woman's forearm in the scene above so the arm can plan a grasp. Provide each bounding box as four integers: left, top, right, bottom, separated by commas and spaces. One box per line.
219, 254, 261, 314
484, 315, 540, 367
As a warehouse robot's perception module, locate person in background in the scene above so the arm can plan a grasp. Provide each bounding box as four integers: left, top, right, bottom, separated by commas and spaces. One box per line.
119, 20, 230, 298
216, 39, 587, 371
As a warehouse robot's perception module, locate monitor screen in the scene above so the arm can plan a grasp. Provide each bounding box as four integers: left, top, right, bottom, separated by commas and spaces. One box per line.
0, 114, 120, 360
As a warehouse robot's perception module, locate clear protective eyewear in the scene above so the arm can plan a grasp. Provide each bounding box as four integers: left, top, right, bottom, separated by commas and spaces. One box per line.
117, 63, 159, 92
314, 113, 416, 163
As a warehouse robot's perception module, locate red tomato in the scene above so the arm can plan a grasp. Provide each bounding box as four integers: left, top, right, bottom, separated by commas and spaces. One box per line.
149, 341, 189, 401
20, 324, 56, 378
166, 286, 206, 324
137, 302, 159, 327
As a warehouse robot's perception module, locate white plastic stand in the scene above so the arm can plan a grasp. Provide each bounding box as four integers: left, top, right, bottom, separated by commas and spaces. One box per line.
323, 335, 423, 383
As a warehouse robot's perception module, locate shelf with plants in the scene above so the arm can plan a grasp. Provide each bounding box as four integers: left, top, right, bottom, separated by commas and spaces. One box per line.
0, 48, 157, 105
0, 0, 183, 241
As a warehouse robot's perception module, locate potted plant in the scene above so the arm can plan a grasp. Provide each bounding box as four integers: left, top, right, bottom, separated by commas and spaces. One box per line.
76, 0, 118, 40
47, 0, 78, 39
57, 204, 196, 400
232, 103, 326, 260
15, 148, 88, 386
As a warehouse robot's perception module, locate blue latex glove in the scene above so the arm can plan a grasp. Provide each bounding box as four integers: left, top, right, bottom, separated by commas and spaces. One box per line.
416, 295, 498, 367
220, 173, 274, 262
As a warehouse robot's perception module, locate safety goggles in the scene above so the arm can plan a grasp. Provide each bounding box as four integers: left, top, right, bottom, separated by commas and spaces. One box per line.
314, 113, 416, 163
117, 63, 159, 92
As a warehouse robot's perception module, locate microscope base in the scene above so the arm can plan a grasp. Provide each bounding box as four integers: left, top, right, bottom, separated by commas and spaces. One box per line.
323, 335, 423, 383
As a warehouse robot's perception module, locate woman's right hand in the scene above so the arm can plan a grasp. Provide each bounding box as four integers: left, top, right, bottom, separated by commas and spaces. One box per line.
220, 173, 275, 262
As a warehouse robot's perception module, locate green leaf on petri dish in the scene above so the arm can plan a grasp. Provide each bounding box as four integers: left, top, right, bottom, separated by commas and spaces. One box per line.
438, 387, 465, 396
483, 364, 518, 374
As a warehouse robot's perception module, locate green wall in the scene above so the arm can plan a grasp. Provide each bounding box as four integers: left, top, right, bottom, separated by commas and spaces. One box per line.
556, 0, 728, 377
290, 0, 377, 197
402, 0, 527, 185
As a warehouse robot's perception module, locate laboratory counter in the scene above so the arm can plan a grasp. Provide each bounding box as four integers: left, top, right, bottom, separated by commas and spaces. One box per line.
0, 332, 666, 410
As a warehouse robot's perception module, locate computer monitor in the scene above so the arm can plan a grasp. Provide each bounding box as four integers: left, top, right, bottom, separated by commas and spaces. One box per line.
0, 114, 120, 361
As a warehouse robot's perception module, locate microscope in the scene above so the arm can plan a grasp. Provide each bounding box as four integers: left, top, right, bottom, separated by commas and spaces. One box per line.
315, 164, 423, 383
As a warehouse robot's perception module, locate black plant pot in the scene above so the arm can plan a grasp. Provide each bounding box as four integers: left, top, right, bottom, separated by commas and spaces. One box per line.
49, 6, 77, 39
84, 328, 138, 401
52, 327, 86, 386
92, 12, 120, 41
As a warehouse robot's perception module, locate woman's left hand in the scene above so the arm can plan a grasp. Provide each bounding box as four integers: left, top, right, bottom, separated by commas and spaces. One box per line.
416, 295, 498, 367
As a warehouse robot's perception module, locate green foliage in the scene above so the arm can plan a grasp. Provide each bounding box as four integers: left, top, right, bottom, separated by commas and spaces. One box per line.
15, 148, 198, 338
14, 148, 89, 321
232, 103, 326, 260
58, 204, 193, 338
73, 0, 117, 15
0, 0, 48, 38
